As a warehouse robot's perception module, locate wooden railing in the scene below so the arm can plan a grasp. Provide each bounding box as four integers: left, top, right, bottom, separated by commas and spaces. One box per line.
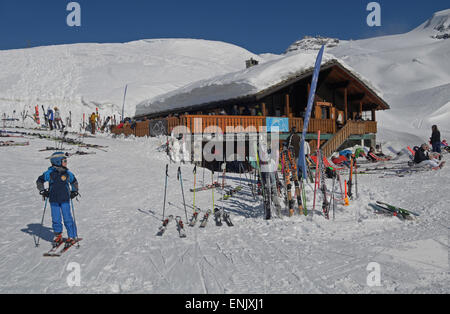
111, 116, 376, 142
111, 121, 149, 137
180, 115, 265, 134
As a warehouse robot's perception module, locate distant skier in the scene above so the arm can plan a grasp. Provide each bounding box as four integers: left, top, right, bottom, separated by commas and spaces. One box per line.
413, 144, 445, 170
90, 112, 97, 134
36, 152, 80, 248
430, 125, 441, 154
47, 106, 54, 130
53, 107, 64, 130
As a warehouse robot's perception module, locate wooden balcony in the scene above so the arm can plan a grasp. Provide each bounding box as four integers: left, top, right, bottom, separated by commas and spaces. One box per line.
112, 115, 376, 138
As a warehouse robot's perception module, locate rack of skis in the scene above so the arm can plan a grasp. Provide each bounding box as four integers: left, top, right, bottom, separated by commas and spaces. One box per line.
157, 164, 238, 238
157, 143, 424, 237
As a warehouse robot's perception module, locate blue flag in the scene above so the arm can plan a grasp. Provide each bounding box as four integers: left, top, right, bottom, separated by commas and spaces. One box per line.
298, 45, 325, 179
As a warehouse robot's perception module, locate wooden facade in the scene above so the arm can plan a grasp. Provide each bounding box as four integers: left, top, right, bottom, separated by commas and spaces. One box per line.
113, 61, 388, 156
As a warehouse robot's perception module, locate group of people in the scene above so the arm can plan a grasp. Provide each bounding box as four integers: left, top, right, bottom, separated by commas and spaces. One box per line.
45, 106, 64, 131
413, 125, 445, 169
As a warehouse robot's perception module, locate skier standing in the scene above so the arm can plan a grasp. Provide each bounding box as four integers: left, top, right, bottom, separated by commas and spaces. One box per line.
430, 125, 441, 154
36, 152, 80, 248
54, 107, 64, 130
47, 106, 54, 131
90, 112, 97, 134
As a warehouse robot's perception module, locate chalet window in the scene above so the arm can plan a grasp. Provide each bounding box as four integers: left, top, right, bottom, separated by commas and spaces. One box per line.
362, 111, 371, 121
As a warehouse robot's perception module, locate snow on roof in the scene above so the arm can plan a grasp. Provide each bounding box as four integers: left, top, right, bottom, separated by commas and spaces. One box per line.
135, 51, 385, 117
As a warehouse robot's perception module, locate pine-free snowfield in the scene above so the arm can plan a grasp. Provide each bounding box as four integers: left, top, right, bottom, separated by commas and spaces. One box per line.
0, 131, 447, 293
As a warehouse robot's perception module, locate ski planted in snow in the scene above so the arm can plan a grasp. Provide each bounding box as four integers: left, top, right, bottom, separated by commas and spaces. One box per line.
188, 208, 201, 227
199, 209, 212, 228
214, 208, 223, 226
222, 212, 234, 227
175, 216, 187, 238
157, 215, 174, 236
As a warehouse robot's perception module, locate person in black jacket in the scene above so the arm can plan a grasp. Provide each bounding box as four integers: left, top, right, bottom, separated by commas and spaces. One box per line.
431, 125, 441, 153
286, 127, 301, 159
414, 144, 445, 169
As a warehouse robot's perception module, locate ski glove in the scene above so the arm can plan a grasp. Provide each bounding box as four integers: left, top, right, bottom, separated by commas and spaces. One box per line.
39, 189, 49, 198
70, 191, 79, 199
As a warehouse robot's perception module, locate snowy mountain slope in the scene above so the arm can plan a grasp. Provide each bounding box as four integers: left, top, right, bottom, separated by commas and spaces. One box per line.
328, 9, 450, 138
286, 36, 340, 53
0, 39, 261, 124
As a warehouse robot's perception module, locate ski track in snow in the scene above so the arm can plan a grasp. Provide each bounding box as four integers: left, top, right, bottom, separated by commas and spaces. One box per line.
0, 129, 448, 293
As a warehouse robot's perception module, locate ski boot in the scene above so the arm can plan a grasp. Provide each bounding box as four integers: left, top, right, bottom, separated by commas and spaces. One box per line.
64, 238, 78, 249
52, 233, 63, 248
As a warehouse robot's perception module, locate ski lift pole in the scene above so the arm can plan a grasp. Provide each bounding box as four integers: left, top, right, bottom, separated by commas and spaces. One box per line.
121, 84, 128, 122
177, 167, 188, 222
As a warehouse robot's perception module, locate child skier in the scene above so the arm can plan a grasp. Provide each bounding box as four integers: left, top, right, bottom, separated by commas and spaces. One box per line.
36, 152, 79, 248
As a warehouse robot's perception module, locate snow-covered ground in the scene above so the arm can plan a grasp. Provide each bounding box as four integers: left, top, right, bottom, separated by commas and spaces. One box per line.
0, 129, 447, 293
0, 9, 449, 294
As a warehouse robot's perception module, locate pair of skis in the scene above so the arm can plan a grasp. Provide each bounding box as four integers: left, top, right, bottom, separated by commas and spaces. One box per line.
220, 186, 242, 201
189, 182, 220, 193
214, 208, 234, 227
43, 238, 83, 257
157, 215, 186, 238
369, 201, 419, 220
284, 146, 305, 216
157, 165, 188, 238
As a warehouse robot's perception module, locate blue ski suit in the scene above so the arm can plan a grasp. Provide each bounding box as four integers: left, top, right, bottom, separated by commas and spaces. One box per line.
37, 166, 79, 238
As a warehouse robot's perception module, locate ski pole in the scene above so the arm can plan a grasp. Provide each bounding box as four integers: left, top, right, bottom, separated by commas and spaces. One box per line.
162, 164, 169, 220
313, 131, 321, 212
354, 158, 358, 199
70, 198, 79, 239
177, 167, 188, 222
193, 165, 197, 211
36, 196, 48, 247
212, 170, 215, 210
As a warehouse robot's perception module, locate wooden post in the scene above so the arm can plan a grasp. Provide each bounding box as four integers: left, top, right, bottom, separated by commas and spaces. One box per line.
371, 109, 376, 122
359, 101, 363, 116
344, 88, 348, 122
285, 94, 290, 118
261, 103, 267, 116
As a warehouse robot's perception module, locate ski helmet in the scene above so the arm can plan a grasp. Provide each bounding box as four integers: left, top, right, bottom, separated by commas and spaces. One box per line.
50, 152, 67, 167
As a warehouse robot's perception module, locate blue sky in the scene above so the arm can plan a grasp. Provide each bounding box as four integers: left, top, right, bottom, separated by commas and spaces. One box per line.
0, 0, 448, 53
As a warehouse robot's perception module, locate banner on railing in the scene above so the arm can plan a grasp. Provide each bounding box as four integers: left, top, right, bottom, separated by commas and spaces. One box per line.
149, 119, 168, 137
266, 117, 289, 133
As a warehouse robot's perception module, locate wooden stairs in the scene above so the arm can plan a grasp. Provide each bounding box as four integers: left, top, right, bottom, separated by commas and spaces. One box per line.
320, 121, 376, 157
